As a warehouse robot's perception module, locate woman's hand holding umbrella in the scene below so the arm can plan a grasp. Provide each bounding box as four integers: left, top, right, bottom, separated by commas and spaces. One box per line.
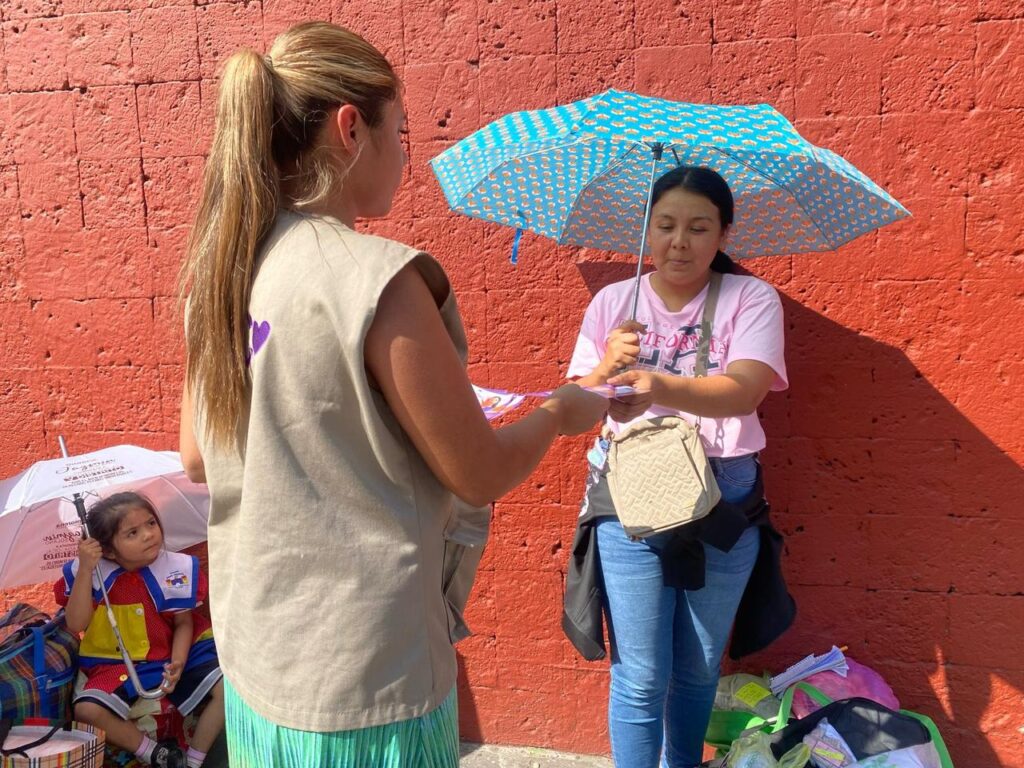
599, 321, 646, 376
568, 320, 654, 420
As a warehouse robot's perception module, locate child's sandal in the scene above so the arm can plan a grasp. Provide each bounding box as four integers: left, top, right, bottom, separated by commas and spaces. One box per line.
150, 738, 187, 768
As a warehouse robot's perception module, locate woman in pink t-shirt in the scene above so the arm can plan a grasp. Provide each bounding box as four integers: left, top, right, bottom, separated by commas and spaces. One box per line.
568, 166, 789, 768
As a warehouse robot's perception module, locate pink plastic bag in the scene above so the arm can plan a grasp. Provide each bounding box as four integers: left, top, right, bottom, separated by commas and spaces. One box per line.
791, 658, 900, 718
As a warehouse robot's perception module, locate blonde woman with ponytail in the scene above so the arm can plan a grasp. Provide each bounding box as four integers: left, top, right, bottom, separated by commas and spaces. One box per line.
177, 22, 607, 767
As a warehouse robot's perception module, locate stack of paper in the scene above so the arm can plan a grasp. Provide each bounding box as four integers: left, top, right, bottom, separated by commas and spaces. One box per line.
769, 645, 849, 695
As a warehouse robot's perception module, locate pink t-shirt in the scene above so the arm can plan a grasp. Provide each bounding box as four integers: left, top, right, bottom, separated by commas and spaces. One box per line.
567, 272, 788, 458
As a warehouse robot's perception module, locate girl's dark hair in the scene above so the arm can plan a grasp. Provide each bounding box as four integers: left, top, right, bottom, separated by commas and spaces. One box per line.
650, 165, 736, 274
86, 491, 163, 554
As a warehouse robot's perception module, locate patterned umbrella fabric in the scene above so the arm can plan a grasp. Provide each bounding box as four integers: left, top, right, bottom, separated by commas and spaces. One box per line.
0, 445, 209, 589
430, 89, 908, 260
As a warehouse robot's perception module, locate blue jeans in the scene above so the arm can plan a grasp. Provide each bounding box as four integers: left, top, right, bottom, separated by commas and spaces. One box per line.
595, 454, 761, 768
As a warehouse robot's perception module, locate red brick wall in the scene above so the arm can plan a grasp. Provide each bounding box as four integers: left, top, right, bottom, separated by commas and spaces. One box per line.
2, 1, 1022, 764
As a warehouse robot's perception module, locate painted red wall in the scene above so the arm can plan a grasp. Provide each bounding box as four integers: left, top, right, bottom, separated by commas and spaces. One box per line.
2, 0, 1021, 764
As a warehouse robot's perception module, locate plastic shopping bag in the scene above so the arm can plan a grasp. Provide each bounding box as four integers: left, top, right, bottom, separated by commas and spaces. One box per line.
847, 743, 943, 768
725, 730, 810, 768
792, 659, 899, 719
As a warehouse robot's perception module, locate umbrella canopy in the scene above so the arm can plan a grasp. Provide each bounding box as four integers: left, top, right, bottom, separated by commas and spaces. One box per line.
0, 444, 209, 589
430, 89, 908, 260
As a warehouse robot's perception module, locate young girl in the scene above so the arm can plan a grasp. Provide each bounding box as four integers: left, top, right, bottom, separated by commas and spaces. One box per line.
55, 492, 225, 768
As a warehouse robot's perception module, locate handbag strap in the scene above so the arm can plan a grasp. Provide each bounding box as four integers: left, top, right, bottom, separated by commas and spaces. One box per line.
680, 425, 711, 495
774, 681, 834, 732
899, 710, 955, 768
0, 720, 68, 758
31, 626, 46, 677
693, 272, 722, 434
694, 271, 723, 378
0, 604, 48, 656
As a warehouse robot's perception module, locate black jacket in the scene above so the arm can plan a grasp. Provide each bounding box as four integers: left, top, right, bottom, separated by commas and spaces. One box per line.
562, 468, 796, 661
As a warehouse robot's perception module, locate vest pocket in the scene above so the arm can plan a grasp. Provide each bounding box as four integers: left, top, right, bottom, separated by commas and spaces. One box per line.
440, 501, 491, 644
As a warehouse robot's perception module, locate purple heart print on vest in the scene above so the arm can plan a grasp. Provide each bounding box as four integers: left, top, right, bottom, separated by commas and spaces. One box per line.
251, 320, 271, 356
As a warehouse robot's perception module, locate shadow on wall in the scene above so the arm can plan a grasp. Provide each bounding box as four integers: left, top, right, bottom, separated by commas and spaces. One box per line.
524, 259, 1023, 765
457, 652, 480, 744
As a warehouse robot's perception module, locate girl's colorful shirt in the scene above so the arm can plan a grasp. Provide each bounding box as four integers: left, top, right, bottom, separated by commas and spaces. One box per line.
54, 550, 213, 668
568, 272, 788, 458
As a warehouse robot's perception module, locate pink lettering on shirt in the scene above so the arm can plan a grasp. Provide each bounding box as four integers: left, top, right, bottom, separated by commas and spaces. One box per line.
568, 272, 788, 458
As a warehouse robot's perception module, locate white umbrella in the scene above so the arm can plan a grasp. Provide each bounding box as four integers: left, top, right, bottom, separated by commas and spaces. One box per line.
0, 443, 210, 589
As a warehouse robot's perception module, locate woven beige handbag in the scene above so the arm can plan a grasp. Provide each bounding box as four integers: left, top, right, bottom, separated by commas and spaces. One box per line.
606, 416, 720, 538
605, 272, 724, 538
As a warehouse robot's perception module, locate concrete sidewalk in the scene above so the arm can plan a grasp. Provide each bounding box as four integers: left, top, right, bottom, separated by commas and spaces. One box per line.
460, 742, 612, 767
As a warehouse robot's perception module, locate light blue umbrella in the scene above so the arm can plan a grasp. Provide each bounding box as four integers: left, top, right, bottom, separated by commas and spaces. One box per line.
430, 89, 908, 317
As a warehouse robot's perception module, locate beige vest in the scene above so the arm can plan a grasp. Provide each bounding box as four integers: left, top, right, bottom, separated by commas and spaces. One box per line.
196, 212, 486, 731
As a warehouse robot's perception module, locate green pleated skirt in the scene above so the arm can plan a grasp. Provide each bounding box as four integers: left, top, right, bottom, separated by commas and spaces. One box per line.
224, 678, 459, 768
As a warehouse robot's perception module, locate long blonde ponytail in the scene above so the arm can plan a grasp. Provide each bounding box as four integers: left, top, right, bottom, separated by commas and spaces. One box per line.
179, 22, 398, 448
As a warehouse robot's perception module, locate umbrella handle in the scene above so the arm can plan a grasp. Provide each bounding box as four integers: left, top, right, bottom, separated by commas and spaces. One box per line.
91, 565, 166, 696
72, 495, 89, 539
58, 435, 90, 537
92, 567, 168, 700
628, 143, 664, 322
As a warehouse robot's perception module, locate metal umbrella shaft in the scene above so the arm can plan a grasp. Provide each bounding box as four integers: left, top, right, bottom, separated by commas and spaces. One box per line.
58, 436, 166, 701
628, 143, 665, 322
